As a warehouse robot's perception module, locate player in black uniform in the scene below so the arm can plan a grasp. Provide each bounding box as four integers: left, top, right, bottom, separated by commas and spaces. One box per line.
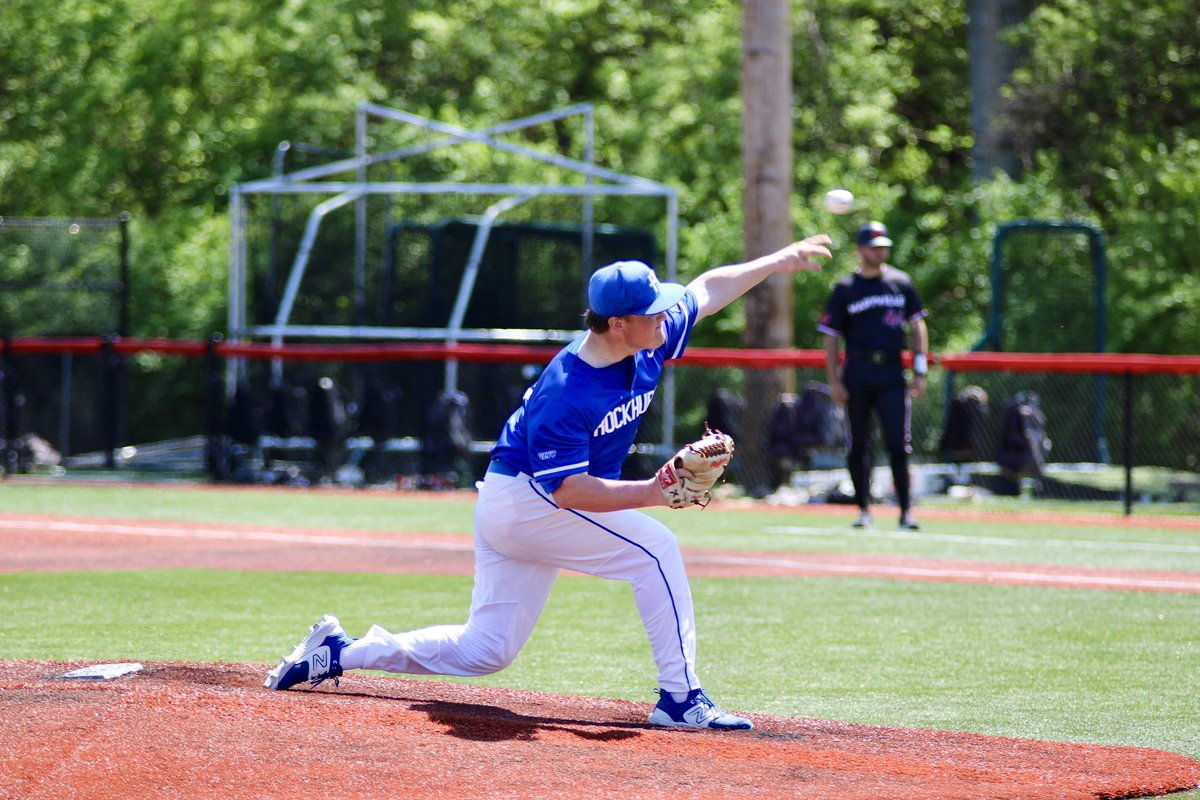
817, 221, 928, 530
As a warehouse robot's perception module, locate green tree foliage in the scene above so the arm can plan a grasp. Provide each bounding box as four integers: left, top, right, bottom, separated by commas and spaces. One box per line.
994, 0, 1200, 353
787, 0, 975, 348
1, 0, 1195, 358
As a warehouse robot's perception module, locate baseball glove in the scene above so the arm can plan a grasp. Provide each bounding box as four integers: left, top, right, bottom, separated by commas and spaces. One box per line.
656, 426, 735, 509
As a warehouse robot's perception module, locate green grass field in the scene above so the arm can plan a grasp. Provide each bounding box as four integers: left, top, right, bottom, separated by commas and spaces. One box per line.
2, 480, 1199, 792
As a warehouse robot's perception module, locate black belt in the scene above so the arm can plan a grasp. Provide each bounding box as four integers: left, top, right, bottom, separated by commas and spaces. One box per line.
847, 347, 902, 366
487, 459, 520, 477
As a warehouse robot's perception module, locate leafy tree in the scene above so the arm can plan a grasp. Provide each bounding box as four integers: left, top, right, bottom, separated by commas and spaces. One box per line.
1, 0, 1196, 396
994, 0, 1200, 352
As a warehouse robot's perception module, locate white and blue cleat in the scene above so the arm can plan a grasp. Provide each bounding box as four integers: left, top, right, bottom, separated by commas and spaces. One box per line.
647, 688, 753, 731
264, 614, 353, 691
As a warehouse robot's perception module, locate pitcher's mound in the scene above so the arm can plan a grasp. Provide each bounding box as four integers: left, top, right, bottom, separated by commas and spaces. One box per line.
4, 661, 1198, 799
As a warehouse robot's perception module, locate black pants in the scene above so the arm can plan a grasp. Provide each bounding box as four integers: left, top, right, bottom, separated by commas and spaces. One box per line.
843, 360, 913, 514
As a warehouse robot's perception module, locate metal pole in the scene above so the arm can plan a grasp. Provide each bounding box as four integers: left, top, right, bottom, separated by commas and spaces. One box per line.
582, 104, 595, 302
206, 334, 226, 480
228, 188, 246, 396
1, 337, 15, 476
268, 141, 291, 318
1123, 370, 1133, 516
356, 105, 369, 328
443, 194, 537, 394
101, 335, 118, 469
989, 225, 1008, 351
58, 353, 72, 458
662, 191, 680, 452
118, 212, 131, 337
1093, 228, 1110, 463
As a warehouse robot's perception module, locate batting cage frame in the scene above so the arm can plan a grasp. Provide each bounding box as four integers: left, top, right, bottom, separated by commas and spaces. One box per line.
227, 101, 683, 452
974, 219, 1107, 355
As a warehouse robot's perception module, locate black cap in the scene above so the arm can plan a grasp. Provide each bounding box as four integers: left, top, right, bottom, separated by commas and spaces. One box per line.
856, 221, 893, 247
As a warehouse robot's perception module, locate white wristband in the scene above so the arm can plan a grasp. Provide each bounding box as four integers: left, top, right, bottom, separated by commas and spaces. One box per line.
912, 353, 928, 375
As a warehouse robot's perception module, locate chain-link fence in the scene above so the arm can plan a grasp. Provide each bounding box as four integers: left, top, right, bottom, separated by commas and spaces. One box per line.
2, 339, 1197, 511
665, 357, 1199, 509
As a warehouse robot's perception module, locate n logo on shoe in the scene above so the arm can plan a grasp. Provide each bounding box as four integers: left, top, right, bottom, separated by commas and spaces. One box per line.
310, 645, 330, 674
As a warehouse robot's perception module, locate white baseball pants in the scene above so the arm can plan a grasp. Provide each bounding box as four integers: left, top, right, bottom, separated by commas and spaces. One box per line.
344, 469, 700, 693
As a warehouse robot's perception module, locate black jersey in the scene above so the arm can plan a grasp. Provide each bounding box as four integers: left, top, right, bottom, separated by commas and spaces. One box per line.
817, 266, 927, 355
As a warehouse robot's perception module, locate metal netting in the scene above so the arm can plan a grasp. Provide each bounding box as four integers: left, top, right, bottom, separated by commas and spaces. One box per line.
383, 218, 656, 331
0, 216, 129, 336
240, 190, 659, 333
983, 221, 1106, 354
4, 339, 1198, 510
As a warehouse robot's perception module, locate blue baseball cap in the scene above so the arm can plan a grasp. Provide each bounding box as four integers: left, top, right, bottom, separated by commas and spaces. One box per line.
856, 221, 893, 247
587, 260, 686, 317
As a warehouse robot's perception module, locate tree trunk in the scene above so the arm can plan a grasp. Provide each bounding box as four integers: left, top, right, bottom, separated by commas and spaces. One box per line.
740, 0, 793, 497
969, 0, 1038, 179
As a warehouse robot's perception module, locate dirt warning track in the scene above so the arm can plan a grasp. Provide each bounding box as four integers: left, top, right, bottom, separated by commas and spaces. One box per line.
3, 512, 1200, 594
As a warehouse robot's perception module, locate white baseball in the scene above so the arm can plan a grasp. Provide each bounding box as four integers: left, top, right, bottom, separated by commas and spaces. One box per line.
823, 189, 854, 215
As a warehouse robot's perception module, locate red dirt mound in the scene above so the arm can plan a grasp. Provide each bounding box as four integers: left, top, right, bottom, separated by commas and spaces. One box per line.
4, 661, 1198, 800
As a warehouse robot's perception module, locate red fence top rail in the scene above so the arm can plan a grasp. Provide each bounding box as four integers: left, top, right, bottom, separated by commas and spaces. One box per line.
939, 351, 1200, 376
674, 347, 828, 369
3, 337, 1199, 375
2, 337, 108, 356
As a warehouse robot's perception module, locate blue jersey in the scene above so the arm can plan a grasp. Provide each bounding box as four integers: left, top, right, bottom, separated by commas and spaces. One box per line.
491, 290, 698, 493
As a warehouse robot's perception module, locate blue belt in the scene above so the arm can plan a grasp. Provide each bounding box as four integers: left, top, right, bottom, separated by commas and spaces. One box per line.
487, 459, 520, 477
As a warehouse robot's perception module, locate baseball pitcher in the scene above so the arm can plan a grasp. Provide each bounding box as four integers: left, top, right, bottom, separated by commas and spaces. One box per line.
266, 235, 832, 730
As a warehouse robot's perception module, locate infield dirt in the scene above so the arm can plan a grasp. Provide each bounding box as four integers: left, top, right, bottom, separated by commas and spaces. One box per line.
5, 660, 1200, 800
4, 507, 1200, 798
